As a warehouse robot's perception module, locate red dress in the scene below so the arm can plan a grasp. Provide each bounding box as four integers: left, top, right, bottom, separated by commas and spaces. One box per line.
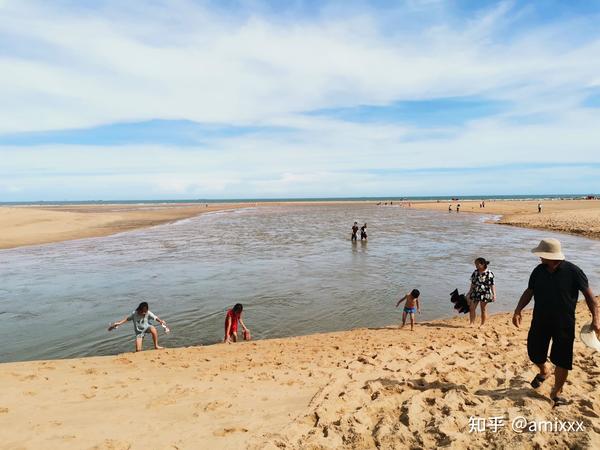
224, 309, 241, 336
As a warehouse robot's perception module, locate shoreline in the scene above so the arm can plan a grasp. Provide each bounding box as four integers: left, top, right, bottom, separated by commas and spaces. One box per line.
0, 203, 249, 249
2, 304, 599, 449
408, 199, 600, 240
1, 198, 600, 250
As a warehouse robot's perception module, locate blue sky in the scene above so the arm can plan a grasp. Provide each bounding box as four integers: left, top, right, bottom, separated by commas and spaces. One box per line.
1, 0, 600, 200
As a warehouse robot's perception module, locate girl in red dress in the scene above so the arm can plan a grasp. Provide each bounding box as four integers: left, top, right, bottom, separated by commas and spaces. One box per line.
224, 303, 250, 343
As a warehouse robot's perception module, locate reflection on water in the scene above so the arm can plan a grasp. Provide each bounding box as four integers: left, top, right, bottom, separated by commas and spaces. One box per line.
1, 204, 599, 362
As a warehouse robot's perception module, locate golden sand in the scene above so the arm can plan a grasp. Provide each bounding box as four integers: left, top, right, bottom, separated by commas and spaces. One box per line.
1, 304, 599, 449
0, 204, 247, 249
409, 199, 600, 239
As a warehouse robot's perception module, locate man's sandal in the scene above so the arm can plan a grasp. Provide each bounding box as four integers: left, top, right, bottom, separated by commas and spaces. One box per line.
530, 374, 546, 389
552, 396, 572, 407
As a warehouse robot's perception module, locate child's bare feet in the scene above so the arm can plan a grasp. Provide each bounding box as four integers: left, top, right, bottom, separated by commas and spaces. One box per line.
154, 345, 164, 350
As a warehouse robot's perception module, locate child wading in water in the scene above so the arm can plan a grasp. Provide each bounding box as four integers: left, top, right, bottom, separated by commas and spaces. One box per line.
224, 303, 250, 343
108, 301, 169, 352
396, 289, 421, 330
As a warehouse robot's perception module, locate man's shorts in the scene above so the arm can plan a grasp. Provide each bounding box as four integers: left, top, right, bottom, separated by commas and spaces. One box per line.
527, 318, 574, 370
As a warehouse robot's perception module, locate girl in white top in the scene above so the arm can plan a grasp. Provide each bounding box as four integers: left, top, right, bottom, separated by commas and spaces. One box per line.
108, 301, 168, 352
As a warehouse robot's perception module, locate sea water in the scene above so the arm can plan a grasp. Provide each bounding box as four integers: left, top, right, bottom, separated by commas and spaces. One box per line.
1, 204, 599, 362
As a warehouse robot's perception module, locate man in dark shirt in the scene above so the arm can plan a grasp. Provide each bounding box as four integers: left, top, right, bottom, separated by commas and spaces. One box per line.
513, 238, 599, 406
351, 222, 359, 242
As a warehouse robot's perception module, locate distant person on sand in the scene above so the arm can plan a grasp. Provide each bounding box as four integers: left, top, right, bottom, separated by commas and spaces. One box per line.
224, 303, 250, 343
512, 238, 599, 407
351, 222, 359, 241
448, 204, 452, 212
456, 203, 460, 213
396, 289, 421, 331
360, 223, 368, 241
466, 258, 496, 327
538, 202, 543, 213
108, 301, 169, 352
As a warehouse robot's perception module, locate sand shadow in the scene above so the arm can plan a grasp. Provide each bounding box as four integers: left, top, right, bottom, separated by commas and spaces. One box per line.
474, 386, 549, 404
419, 322, 465, 329
407, 378, 469, 393
366, 327, 400, 331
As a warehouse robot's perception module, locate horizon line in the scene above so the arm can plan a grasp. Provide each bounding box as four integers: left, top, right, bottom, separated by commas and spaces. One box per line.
1, 193, 598, 204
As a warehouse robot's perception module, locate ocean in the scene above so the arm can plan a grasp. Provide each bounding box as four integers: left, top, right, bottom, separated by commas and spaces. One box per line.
0, 193, 596, 206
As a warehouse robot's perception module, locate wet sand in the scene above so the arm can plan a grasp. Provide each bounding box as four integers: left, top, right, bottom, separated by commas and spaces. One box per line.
1, 303, 599, 449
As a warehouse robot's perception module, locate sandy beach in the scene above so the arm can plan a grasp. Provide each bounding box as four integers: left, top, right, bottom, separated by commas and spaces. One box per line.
409, 199, 600, 240
1, 303, 599, 449
0, 204, 247, 249
1, 199, 600, 449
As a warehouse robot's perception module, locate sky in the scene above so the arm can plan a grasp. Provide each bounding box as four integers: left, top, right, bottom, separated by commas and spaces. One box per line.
1, 0, 600, 201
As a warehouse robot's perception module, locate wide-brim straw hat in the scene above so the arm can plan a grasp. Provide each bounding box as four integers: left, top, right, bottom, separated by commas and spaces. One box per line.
531, 238, 565, 260
580, 323, 600, 352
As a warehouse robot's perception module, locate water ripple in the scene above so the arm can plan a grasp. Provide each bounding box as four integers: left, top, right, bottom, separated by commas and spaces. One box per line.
1, 204, 599, 362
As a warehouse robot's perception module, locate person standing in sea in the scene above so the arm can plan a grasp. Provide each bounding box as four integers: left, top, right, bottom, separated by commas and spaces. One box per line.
351, 222, 359, 241
512, 238, 599, 406
360, 223, 368, 241
466, 258, 496, 327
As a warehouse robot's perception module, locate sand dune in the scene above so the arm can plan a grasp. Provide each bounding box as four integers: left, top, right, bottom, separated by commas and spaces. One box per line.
1, 303, 599, 449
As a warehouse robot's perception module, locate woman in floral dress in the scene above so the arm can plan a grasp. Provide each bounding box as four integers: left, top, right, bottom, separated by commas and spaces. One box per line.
467, 257, 496, 327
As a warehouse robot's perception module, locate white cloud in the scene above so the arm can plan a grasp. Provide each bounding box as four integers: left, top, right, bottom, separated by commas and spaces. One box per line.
1, 100, 599, 200
1, 1, 600, 198
1, 0, 599, 133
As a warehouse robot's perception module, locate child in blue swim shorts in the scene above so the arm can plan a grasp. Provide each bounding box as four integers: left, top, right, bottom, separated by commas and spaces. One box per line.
396, 289, 421, 331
